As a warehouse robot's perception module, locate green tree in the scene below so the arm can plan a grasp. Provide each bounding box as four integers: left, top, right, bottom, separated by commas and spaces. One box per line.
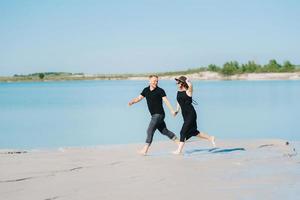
264, 59, 281, 72
221, 61, 240, 75
241, 61, 259, 73
208, 64, 221, 72
39, 73, 45, 79
282, 61, 295, 72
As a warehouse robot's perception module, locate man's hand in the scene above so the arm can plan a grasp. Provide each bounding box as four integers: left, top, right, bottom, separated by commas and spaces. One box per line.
128, 101, 134, 106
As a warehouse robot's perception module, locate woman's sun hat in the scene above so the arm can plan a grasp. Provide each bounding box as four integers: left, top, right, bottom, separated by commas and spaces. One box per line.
175, 76, 188, 88
175, 76, 187, 83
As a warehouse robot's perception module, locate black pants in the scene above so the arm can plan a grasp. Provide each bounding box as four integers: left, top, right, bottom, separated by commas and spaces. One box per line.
146, 114, 177, 144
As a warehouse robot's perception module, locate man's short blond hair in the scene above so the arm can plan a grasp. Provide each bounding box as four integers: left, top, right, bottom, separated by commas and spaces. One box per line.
149, 75, 158, 79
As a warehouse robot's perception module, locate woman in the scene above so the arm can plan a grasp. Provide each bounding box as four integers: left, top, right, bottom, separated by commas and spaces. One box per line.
173, 76, 215, 154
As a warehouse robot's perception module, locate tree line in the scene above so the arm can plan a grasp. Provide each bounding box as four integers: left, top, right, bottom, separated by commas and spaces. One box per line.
13, 72, 84, 79
10, 59, 299, 80
206, 59, 297, 76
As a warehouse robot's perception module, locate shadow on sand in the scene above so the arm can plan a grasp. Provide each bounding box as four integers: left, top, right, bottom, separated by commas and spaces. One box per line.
148, 147, 246, 157
185, 147, 245, 155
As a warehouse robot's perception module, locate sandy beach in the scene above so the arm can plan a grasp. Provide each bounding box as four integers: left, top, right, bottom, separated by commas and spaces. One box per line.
1, 72, 300, 83
0, 139, 299, 200
128, 72, 300, 81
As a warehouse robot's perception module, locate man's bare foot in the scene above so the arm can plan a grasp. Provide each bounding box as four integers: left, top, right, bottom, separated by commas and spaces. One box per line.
174, 138, 180, 145
138, 144, 150, 156
210, 136, 216, 147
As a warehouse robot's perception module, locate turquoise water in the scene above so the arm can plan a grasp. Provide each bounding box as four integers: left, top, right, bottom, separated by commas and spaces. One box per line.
0, 80, 299, 149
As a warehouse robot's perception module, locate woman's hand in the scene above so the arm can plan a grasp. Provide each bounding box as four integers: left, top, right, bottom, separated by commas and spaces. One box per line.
186, 78, 190, 83
172, 111, 178, 117
171, 111, 177, 117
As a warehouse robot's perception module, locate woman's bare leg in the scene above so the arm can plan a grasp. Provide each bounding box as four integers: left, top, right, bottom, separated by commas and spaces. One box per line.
173, 142, 185, 155
197, 132, 216, 147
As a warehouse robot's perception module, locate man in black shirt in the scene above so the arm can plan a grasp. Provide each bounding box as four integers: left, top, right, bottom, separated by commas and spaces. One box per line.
129, 75, 179, 155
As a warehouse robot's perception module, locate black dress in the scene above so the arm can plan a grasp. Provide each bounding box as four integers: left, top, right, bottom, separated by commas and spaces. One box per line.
177, 91, 199, 142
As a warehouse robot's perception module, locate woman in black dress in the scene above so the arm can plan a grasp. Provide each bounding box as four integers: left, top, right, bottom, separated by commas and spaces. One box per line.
173, 76, 215, 154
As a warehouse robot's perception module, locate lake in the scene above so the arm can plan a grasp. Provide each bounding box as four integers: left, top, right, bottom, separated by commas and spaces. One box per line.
0, 80, 299, 149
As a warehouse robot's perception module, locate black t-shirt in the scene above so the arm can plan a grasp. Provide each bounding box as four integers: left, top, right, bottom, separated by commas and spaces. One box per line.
141, 86, 166, 115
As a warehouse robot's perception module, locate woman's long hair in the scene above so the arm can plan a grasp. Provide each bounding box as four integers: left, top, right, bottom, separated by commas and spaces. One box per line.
179, 82, 189, 90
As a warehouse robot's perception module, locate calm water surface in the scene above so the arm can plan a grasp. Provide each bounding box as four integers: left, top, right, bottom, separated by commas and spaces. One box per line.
0, 80, 299, 149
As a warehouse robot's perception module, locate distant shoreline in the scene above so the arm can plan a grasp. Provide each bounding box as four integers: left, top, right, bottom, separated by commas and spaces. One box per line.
1, 71, 300, 83
128, 71, 300, 81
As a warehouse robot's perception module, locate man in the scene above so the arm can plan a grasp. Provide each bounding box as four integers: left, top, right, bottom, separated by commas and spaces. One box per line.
128, 75, 179, 155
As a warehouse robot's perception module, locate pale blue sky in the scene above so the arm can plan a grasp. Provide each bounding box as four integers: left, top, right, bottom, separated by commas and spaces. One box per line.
0, 0, 299, 75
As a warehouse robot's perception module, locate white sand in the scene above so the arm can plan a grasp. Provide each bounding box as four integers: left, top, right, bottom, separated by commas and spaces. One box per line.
128, 72, 300, 81
0, 139, 299, 200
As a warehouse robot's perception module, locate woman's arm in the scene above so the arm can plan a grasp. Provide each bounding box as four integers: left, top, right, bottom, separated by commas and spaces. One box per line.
186, 78, 193, 97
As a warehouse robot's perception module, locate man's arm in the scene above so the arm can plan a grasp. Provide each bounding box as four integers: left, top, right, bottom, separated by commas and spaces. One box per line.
175, 102, 181, 114
128, 95, 144, 106
162, 96, 175, 115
